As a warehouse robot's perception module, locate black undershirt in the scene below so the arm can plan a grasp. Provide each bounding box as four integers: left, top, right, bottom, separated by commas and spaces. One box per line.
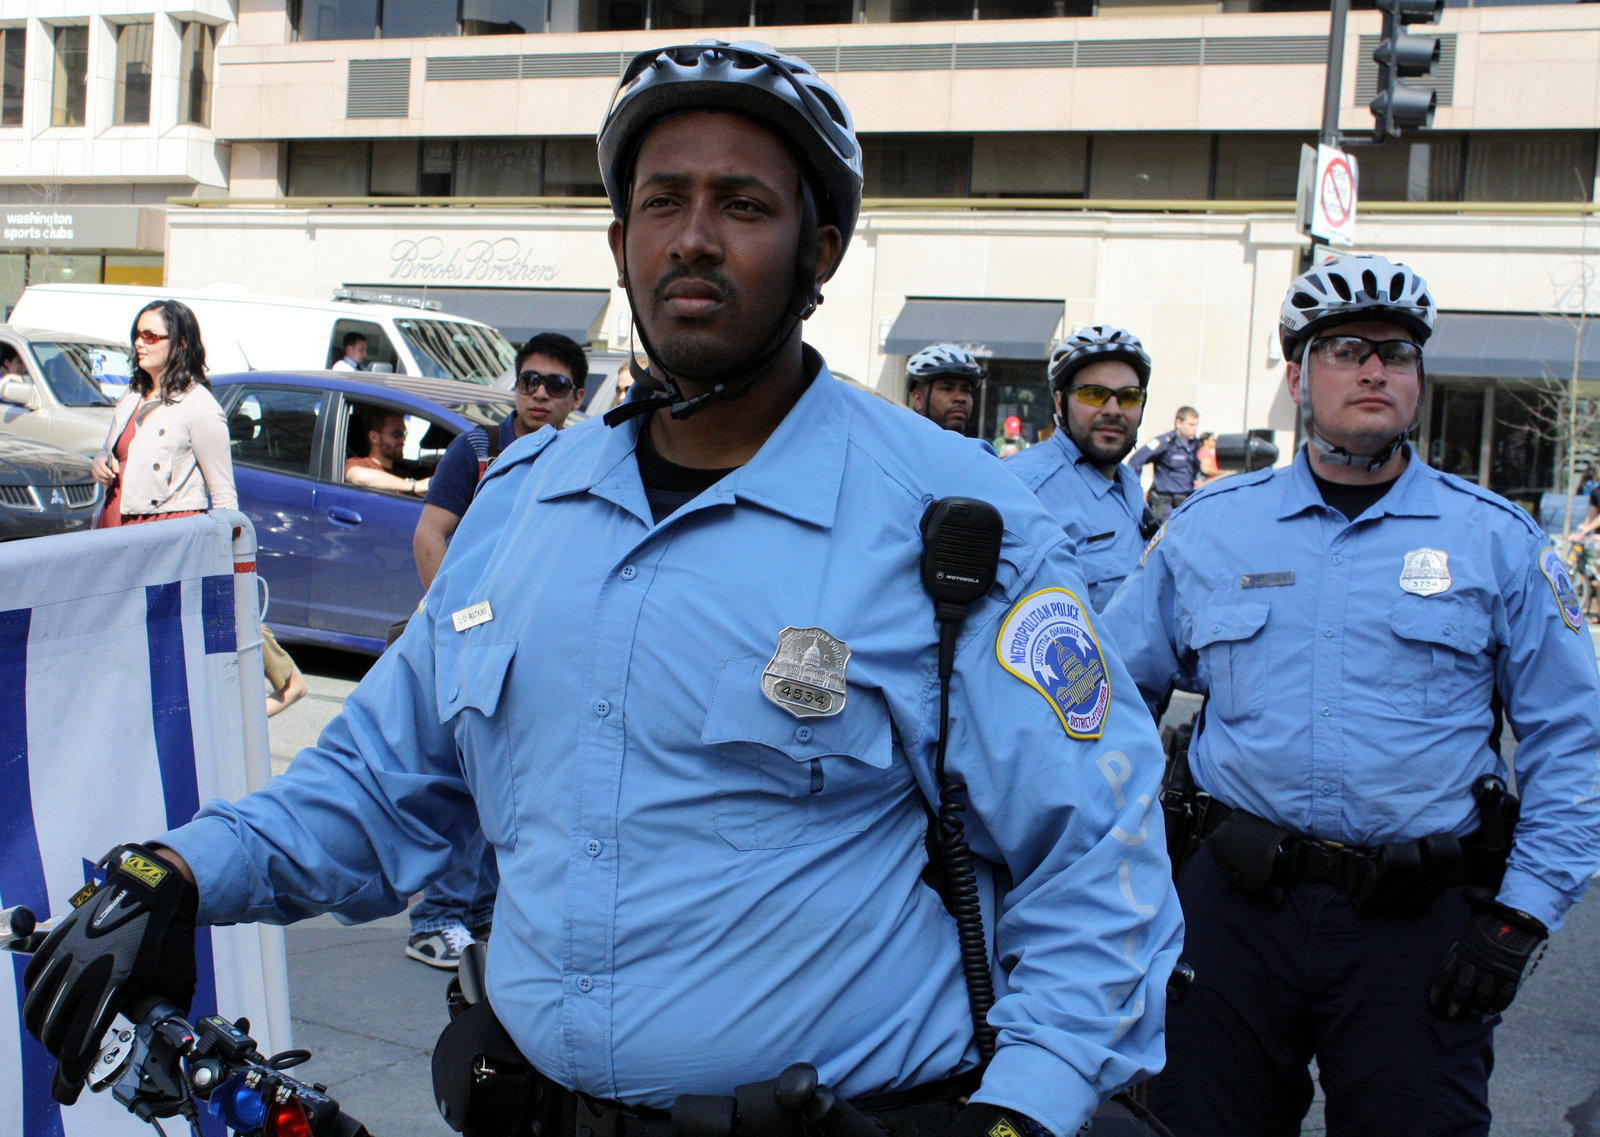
635, 421, 738, 523
1310, 467, 1401, 521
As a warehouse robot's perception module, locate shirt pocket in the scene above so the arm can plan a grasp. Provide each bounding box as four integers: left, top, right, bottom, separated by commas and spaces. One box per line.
436, 639, 519, 850
1389, 596, 1491, 716
702, 657, 896, 851
1191, 600, 1271, 722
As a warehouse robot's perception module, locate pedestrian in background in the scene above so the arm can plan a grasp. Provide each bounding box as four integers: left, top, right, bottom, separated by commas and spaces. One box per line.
1108, 252, 1600, 1136
92, 299, 236, 528
905, 342, 982, 434
1129, 404, 1201, 521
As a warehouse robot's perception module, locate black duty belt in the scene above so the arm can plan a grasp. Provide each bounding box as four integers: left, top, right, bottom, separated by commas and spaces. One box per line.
527, 1065, 977, 1137
1198, 799, 1495, 916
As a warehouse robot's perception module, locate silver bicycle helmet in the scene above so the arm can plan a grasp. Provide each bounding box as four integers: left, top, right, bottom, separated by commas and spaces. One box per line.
906, 343, 984, 385
1280, 253, 1436, 471
598, 40, 863, 256
1279, 253, 1435, 360
1047, 325, 1152, 390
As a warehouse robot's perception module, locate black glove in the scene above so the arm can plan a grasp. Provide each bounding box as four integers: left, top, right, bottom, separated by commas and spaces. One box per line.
937, 1103, 1048, 1137
21, 844, 199, 1104
1429, 887, 1548, 1021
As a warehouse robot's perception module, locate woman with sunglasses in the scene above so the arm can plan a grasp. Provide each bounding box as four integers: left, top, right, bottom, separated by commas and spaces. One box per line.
92, 299, 236, 529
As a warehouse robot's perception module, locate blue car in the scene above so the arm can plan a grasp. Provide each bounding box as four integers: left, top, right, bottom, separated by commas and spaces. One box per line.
214, 371, 515, 655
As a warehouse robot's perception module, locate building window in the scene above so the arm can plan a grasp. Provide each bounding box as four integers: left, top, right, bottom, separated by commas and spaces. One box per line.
1212, 134, 1315, 200
180, 22, 216, 126
296, 0, 380, 41
114, 23, 154, 125
1465, 132, 1597, 203
753, 1, 855, 22
544, 138, 605, 195
288, 140, 371, 196
1358, 135, 1463, 202
51, 25, 88, 127
971, 134, 1087, 198
1, 27, 24, 127
421, 141, 456, 195
385, 0, 459, 38
1088, 133, 1210, 199
371, 140, 420, 195
463, 0, 545, 34
458, 139, 542, 196
861, 0, 1085, 19
862, 135, 973, 197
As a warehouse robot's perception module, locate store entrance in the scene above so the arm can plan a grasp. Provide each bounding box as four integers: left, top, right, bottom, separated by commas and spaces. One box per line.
978, 359, 1053, 448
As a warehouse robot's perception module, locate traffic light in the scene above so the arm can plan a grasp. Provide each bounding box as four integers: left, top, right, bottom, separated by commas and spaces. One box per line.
1370, 0, 1444, 140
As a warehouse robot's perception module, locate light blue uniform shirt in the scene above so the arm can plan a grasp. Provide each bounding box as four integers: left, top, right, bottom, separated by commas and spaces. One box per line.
1104, 446, 1600, 931
163, 361, 1183, 1136
1006, 430, 1147, 613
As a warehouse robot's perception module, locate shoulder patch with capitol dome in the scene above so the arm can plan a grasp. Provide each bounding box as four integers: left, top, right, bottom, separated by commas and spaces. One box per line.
996, 587, 1111, 738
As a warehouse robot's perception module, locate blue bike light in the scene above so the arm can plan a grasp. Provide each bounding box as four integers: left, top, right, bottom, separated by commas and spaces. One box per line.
206, 1073, 268, 1132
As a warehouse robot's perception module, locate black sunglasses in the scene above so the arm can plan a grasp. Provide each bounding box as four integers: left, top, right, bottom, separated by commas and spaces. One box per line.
516, 370, 575, 396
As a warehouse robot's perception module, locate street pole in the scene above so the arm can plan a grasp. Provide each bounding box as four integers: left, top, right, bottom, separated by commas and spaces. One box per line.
1307, 0, 1350, 268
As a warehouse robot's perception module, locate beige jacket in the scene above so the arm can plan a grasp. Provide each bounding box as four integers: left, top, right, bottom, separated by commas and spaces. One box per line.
100, 383, 238, 516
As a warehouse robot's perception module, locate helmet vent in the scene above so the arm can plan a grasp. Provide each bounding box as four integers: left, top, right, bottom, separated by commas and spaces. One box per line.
1291, 291, 1317, 310
1360, 270, 1379, 299
1329, 273, 1352, 301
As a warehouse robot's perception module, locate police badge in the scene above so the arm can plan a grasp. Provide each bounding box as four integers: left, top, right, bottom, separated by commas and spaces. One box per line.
1399, 548, 1451, 596
762, 626, 849, 718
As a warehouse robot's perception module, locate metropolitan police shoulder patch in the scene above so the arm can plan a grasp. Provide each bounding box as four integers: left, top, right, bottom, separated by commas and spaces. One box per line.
996, 587, 1110, 738
1539, 546, 1584, 633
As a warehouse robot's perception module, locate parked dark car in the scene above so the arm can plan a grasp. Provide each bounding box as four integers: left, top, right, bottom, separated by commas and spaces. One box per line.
0, 431, 103, 541
212, 371, 515, 655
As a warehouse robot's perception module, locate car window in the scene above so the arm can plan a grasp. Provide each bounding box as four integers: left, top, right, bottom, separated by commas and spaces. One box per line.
31, 343, 120, 408
229, 387, 324, 477
342, 399, 456, 492
393, 318, 516, 386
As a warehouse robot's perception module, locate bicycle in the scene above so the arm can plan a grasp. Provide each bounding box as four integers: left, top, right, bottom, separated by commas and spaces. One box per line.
1561, 535, 1600, 622
3, 905, 371, 1137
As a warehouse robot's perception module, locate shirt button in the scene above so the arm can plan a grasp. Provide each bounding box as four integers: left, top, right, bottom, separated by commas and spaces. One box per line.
595, 699, 611, 717
585, 839, 602, 857
1333, 555, 1343, 565
575, 975, 593, 993
158, 428, 166, 436
151, 462, 160, 470
1324, 628, 1334, 638
1443, 625, 1453, 634
1318, 782, 1335, 795
619, 564, 637, 580
795, 726, 813, 743
1322, 706, 1332, 716
449, 686, 460, 702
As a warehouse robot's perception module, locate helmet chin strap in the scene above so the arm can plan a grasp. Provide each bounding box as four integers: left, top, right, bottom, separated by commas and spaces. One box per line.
1299, 340, 1418, 474
604, 178, 824, 429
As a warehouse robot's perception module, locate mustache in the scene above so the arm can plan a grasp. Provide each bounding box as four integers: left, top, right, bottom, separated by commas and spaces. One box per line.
651, 265, 739, 307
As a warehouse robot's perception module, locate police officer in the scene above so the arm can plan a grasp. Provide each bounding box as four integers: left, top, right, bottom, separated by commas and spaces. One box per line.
1006, 326, 1153, 614
1106, 252, 1600, 1135
23, 41, 1182, 1137
906, 343, 983, 434
1129, 406, 1201, 522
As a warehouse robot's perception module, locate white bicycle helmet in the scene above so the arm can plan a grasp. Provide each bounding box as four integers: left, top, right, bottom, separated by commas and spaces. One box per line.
1279, 253, 1435, 359
906, 343, 984, 385
598, 40, 863, 255
1047, 325, 1152, 390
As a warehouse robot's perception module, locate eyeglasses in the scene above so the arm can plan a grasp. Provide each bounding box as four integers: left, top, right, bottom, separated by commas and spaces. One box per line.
134, 330, 170, 345
1310, 335, 1422, 372
516, 370, 575, 397
1069, 384, 1147, 410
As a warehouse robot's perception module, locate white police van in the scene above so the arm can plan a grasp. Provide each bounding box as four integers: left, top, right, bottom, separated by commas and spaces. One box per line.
9, 284, 517, 387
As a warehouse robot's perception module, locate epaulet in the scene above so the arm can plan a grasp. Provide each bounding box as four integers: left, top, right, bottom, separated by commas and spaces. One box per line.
1168, 464, 1277, 517
477, 426, 560, 491
1430, 467, 1546, 539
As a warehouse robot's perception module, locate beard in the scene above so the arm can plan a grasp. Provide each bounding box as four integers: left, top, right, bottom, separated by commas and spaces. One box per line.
1070, 417, 1135, 469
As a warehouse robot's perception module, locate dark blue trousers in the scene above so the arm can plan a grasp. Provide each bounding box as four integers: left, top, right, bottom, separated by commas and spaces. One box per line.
1147, 846, 1495, 1137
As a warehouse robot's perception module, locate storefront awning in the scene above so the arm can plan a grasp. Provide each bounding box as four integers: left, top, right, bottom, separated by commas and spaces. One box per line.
380, 288, 610, 346
1428, 312, 1600, 382
884, 298, 1063, 361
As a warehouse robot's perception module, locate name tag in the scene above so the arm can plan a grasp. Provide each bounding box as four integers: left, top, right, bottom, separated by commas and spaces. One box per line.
1083, 531, 1115, 544
452, 600, 494, 632
1240, 571, 1295, 590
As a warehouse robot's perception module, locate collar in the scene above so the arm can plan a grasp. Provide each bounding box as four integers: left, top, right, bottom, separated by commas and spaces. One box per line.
536, 351, 848, 530
1277, 444, 1442, 522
